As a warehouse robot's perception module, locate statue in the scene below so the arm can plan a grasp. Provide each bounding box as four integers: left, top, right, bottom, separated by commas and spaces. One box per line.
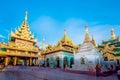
81, 57, 85, 64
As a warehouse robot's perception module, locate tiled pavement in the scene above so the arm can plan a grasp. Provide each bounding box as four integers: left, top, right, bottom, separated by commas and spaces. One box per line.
0, 66, 118, 80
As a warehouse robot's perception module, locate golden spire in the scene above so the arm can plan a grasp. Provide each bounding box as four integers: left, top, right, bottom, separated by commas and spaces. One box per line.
83, 25, 91, 43
25, 10, 28, 21
91, 34, 96, 47
64, 28, 66, 36
42, 37, 45, 50
10, 28, 12, 34
110, 28, 116, 40
2, 39, 4, 42
92, 34, 94, 40
10, 11, 37, 43
59, 29, 74, 47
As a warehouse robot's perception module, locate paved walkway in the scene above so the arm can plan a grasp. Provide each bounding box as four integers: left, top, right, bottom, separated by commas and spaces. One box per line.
0, 66, 118, 80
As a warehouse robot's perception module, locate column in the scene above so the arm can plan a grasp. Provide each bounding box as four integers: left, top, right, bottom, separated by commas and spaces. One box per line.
5, 57, 9, 66
35, 58, 38, 66
29, 58, 32, 66
61, 58, 63, 69
68, 57, 71, 68
13, 56, 17, 66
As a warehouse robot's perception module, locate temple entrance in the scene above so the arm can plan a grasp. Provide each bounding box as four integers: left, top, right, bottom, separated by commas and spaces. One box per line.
63, 57, 68, 68
104, 57, 108, 61
56, 57, 60, 68
117, 59, 120, 65
0, 57, 5, 69
0, 57, 5, 65
70, 58, 74, 68
32, 58, 36, 66
9, 57, 14, 65
17, 57, 27, 66
46, 58, 49, 67
17, 58, 26, 66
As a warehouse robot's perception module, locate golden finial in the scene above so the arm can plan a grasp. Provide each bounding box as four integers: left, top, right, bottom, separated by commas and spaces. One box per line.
42, 37, 45, 50
59, 28, 74, 47
8, 33, 9, 40
83, 25, 91, 43
91, 34, 96, 47
110, 28, 116, 40
2, 39, 4, 41
92, 34, 94, 40
64, 28, 66, 36
15, 27, 18, 33
10, 28, 13, 34
25, 10, 28, 20
85, 24, 88, 34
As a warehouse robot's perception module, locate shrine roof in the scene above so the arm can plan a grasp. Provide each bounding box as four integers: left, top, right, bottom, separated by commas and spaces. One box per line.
113, 53, 120, 56
102, 39, 117, 44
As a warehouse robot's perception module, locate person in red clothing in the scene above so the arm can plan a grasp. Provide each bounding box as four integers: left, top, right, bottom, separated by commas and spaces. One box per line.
109, 65, 114, 74
95, 64, 101, 77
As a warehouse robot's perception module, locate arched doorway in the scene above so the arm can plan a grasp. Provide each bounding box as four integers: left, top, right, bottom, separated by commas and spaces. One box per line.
104, 57, 108, 61
0, 57, 4, 65
63, 57, 68, 68
56, 57, 60, 68
46, 58, 49, 67
70, 58, 74, 68
17, 57, 27, 66
9, 57, 14, 65
117, 59, 120, 65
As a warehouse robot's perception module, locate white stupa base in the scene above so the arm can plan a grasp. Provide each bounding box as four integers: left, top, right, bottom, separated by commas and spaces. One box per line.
72, 64, 96, 72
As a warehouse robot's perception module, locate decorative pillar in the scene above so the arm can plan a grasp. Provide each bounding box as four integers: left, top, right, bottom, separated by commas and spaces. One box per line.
5, 57, 9, 66
29, 58, 32, 66
36, 58, 38, 65
61, 57, 63, 69
13, 57, 17, 66
68, 57, 71, 68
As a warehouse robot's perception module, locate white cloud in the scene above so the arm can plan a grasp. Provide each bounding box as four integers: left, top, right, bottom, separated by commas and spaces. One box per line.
31, 16, 61, 34
30, 16, 120, 46
0, 34, 6, 39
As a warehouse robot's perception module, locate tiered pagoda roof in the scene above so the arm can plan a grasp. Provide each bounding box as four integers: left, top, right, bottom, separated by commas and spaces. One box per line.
91, 34, 97, 47
83, 25, 91, 43
98, 28, 120, 59
0, 11, 39, 56
83, 25, 97, 47
11, 11, 37, 43
41, 29, 79, 55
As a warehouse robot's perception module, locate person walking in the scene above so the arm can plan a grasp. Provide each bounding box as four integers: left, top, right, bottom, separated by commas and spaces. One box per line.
95, 64, 101, 77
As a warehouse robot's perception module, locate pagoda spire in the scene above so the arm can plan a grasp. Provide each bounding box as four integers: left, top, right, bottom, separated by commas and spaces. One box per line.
110, 28, 116, 40
58, 28, 74, 47
25, 10, 28, 21
64, 28, 66, 36
92, 34, 94, 40
42, 37, 45, 50
83, 25, 91, 43
91, 34, 96, 47
10, 11, 37, 43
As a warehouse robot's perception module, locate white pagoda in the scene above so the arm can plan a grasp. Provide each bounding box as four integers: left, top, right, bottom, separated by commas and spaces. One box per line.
73, 26, 103, 72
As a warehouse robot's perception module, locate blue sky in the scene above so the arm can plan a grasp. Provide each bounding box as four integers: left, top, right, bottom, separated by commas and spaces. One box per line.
0, 0, 120, 47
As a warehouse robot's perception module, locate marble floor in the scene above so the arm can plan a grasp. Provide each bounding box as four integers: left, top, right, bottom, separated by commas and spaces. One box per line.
0, 66, 118, 80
